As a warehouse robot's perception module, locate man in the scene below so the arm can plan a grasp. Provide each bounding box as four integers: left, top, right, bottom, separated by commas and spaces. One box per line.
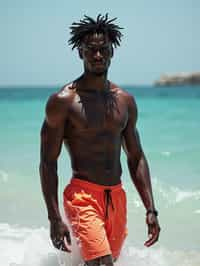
40, 14, 160, 266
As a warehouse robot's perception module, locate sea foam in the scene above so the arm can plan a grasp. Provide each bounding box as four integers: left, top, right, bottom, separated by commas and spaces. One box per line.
1, 223, 200, 266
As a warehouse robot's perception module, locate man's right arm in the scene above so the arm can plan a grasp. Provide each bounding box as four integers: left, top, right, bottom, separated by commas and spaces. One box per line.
40, 93, 65, 222
39, 93, 71, 251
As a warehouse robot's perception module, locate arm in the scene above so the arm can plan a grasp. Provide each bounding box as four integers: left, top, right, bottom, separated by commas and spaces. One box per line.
39, 93, 71, 252
122, 95, 160, 247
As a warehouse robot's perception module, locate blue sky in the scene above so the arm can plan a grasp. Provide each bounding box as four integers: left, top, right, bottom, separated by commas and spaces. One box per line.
0, 0, 200, 86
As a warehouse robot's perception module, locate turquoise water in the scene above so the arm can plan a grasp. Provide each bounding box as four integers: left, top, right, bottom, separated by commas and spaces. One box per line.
0, 85, 200, 266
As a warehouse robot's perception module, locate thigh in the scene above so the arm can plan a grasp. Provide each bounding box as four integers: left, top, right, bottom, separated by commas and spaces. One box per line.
64, 189, 112, 261
107, 188, 128, 259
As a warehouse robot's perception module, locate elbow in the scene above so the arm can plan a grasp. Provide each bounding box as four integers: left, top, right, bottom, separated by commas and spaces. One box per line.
127, 150, 144, 175
127, 157, 138, 174
127, 150, 142, 166
39, 160, 57, 177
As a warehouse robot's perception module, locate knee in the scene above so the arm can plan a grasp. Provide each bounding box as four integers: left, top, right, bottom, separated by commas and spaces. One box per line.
85, 254, 114, 266
85, 257, 100, 266
100, 255, 114, 265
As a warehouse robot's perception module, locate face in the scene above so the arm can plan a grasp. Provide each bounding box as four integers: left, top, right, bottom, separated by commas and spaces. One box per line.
79, 33, 113, 75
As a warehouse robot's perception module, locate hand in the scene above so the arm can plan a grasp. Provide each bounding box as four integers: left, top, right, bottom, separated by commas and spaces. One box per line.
144, 213, 161, 247
50, 219, 72, 252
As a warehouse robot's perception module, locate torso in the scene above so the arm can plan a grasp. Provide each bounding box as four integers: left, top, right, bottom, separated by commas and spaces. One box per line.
60, 82, 129, 185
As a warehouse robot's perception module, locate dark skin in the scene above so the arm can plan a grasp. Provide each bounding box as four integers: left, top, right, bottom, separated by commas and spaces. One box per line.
40, 33, 160, 265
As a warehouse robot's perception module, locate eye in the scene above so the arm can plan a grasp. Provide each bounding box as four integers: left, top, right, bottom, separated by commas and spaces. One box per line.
100, 47, 109, 53
85, 47, 96, 53
84, 45, 110, 55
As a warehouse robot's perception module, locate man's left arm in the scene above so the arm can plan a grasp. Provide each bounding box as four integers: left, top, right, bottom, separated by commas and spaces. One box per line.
122, 94, 160, 247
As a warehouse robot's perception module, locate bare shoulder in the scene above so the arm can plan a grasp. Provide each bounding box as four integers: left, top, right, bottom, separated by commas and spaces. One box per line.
45, 83, 75, 127
110, 82, 137, 111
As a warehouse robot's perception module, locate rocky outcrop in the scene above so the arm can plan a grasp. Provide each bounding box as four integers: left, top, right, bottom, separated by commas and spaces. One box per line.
154, 72, 200, 86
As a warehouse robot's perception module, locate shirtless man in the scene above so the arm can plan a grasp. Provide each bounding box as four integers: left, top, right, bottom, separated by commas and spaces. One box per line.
40, 14, 160, 266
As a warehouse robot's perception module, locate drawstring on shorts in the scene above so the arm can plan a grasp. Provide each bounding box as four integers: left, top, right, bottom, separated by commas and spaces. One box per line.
104, 189, 114, 219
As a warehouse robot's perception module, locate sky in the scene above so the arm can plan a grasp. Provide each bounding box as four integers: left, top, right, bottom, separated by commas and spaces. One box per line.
0, 0, 200, 86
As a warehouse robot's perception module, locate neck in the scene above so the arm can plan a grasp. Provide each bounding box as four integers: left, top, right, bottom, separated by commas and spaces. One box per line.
78, 71, 109, 92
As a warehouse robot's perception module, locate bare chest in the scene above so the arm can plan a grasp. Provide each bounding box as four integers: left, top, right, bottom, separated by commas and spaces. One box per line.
66, 91, 128, 134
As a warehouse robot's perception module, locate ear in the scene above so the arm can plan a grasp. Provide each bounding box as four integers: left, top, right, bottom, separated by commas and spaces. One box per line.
78, 48, 83, 59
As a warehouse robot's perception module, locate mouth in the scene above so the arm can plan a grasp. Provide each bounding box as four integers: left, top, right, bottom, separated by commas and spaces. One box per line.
93, 62, 105, 67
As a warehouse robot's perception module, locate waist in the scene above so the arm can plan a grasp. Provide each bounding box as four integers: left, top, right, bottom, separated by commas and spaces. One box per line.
70, 177, 122, 192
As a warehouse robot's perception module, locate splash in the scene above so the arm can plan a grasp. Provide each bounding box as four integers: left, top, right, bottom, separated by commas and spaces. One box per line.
1, 224, 200, 266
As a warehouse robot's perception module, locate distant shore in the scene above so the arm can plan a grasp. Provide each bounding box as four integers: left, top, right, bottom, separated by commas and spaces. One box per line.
154, 72, 200, 86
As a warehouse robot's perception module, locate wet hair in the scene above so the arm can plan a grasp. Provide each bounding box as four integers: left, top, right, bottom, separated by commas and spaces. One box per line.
68, 14, 123, 50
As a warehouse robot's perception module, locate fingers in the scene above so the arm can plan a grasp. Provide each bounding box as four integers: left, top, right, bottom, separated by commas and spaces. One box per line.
63, 234, 72, 252
144, 233, 157, 247
52, 238, 65, 250
144, 224, 160, 247
52, 231, 72, 252
50, 220, 72, 252
52, 237, 72, 252
64, 231, 71, 245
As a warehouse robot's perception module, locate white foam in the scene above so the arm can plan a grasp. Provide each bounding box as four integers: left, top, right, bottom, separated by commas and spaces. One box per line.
1, 224, 200, 266
172, 188, 200, 203
152, 178, 200, 205
115, 245, 200, 266
0, 223, 83, 266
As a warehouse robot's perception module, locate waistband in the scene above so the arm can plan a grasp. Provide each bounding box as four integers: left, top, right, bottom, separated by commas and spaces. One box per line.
70, 177, 122, 192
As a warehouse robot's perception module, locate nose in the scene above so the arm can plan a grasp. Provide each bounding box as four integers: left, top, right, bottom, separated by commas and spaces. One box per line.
94, 50, 103, 60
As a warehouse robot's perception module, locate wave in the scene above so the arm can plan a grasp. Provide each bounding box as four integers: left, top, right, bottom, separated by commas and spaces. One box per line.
125, 177, 200, 209
153, 178, 200, 205
1, 223, 200, 266
172, 188, 200, 203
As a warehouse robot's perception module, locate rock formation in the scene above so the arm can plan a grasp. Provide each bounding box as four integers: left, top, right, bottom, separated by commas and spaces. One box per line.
154, 72, 200, 86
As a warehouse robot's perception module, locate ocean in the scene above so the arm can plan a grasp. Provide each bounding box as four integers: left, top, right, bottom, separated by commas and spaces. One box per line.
0, 85, 200, 266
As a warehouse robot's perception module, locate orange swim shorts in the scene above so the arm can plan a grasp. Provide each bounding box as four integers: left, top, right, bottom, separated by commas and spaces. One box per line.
63, 178, 128, 261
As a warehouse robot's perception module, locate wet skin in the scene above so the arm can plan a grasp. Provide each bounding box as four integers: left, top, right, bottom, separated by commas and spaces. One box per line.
62, 81, 127, 185
40, 33, 160, 264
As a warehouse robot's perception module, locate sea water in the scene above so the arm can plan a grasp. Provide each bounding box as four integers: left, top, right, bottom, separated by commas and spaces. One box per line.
0, 85, 200, 266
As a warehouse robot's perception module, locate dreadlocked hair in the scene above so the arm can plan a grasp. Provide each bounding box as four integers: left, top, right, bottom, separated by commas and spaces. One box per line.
68, 13, 123, 50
